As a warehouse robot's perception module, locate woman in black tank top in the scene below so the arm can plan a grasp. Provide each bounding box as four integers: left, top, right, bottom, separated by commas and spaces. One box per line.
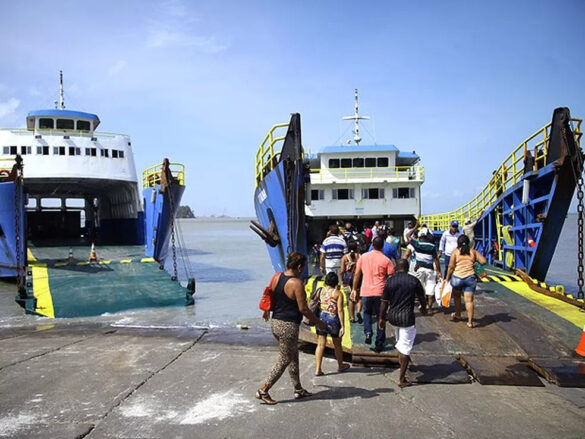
256, 252, 326, 405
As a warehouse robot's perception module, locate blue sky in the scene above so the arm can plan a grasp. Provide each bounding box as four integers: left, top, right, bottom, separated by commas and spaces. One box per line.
0, 0, 584, 216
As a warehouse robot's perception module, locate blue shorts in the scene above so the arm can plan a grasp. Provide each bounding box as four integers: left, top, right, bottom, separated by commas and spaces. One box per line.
316, 312, 341, 337
450, 274, 477, 293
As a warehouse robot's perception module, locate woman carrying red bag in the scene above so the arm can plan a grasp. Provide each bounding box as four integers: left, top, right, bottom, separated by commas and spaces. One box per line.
256, 252, 326, 405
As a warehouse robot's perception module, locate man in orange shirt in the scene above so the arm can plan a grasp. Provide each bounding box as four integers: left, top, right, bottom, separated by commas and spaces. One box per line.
351, 236, 394, 352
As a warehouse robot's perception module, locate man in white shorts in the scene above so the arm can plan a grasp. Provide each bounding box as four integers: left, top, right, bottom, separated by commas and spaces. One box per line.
379, 259, 427, 387
403, 227, 442, 313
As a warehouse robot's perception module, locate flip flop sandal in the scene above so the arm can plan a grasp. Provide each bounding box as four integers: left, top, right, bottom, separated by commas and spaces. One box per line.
255, 389, 277, 405
314, 371, 324, 376
450, 313, 462, 322
467, 322, 475, 328
337, 364, 351, 372
293, 388, 313, 399
398, 379, 413, 388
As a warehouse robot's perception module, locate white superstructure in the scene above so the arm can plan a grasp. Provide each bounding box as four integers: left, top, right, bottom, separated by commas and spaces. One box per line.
305, 90, 424, 223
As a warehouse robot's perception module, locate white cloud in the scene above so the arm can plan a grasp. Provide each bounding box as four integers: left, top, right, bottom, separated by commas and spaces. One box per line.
28, 87, 42, 97
0, 98, 19, 119
146, 28, 227, 53
108, 60, 128, 77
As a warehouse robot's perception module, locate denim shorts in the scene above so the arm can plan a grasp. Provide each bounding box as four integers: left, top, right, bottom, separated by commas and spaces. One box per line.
316, 312, 341, 337
450, 274, 477, 293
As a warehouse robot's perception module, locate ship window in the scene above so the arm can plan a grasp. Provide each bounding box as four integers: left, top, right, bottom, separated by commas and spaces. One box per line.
56, 119, 74, 130
69, 146, 81, 156
377, 157, 389, 167
118, 150, 124, 158
85, 147, 97, 157
393, 187, 415, 199
332, 189, 354, 200
8, 146, 17, 155
77, 120, 91, 131
353, 158, 364, 168
37, 146, 49, 155
112, 150, 118, 158
362, 188, 385, 199
328, 158, 340, 168
21, 146, 32, 155
365, 157, 376, 167
39, 118, 54, 129
100, 149, 109, 157
340, 158, 352, 168
311, 189, 325, 200
2, 147, 9, 155
53, 146, 66, 156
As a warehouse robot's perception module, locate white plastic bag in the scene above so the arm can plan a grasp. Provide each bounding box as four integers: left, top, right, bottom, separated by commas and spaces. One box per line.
434, 279, 452, 308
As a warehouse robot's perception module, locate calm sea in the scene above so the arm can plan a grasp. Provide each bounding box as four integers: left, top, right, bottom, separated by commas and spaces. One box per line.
0, 216, 580, 328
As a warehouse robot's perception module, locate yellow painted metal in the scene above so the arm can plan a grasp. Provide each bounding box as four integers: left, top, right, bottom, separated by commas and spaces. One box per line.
142, 162, 185, 189
26, 249, 55, 318
420, 118, 583, 231
310, 165, 425, 182
254, 122, 290, 187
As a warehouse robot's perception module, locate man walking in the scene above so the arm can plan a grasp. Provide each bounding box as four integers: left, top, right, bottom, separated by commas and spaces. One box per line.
320, 224, 348, 277
462, 212, 483, 249
438, 220, 461, 277
379, 259, 427, 387
351, 236, 394, 352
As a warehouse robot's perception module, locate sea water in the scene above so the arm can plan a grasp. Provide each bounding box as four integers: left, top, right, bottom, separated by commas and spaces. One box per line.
0, 216, 580, 329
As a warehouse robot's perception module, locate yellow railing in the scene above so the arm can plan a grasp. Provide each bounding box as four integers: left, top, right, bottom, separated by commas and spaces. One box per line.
420, 118, 583, 231
255, 122, 290, 186
310, 165, 424, 182
142, 162, 185, 189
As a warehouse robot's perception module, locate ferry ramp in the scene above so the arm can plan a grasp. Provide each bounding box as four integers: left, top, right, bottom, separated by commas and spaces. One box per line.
25, 244, 188, 318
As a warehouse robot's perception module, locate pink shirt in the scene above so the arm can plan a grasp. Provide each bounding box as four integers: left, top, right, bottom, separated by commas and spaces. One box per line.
356, 250, 394, 297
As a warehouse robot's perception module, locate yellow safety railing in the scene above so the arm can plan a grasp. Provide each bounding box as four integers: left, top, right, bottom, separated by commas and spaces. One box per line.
310, 165, 425, 182
142, 162, 185, 189
255, 122, 290, 186
420, 118, 583, 231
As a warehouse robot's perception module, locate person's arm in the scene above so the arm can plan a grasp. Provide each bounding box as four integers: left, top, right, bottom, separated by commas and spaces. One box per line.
320, 252, 325, 274
403, 247, 412, 260
445, 250, 458, 282
337, 288, 345, 337
473, 249, 487, 265
405, 226, 418, 242
292, 279, 326, 329
379, 299, 389, 330
438, 233, 446, 257
351, 266, 362, 302
434, 253, 442, 279
415, 281, 427, 315
341, 255, 348, 274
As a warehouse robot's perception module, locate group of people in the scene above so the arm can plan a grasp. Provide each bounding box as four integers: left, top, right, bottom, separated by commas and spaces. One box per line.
256, 217, 486, 404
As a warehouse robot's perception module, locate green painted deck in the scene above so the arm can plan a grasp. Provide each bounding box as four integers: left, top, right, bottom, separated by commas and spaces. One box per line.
26, 244, 188, 318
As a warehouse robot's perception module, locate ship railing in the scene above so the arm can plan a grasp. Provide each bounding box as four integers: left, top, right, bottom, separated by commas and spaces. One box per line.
420, 117, 583, 231
310, 166, 424, 183
0, 128, 123, 138
255, 122, 289, 186
142, 162, 185, 189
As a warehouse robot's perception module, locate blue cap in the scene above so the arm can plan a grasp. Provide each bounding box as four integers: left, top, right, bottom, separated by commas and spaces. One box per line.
451, 220, 459, 227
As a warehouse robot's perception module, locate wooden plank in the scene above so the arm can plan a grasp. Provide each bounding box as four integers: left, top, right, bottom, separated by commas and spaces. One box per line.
409, 354, 470, 384
459, 355, 544, 386
528, 358, 585, 388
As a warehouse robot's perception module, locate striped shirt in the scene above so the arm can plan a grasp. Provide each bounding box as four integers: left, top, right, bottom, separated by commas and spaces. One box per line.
320, 235, 348, 269
408, 239, 437, 270
382, 272, 426, 327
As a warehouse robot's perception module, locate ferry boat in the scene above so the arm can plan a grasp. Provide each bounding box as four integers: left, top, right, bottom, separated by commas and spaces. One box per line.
0, 72, 192, 317
252, 90, 423, 273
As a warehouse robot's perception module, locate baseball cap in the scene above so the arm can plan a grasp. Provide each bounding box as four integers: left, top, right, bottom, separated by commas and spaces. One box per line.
451, 220, 459, 227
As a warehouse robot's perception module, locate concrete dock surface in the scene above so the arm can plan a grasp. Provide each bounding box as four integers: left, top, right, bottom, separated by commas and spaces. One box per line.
1, 322, 585, 439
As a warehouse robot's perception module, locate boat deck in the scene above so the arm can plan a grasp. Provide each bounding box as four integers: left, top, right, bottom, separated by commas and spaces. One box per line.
25, 244, 188, 318
301, 269, 585, 387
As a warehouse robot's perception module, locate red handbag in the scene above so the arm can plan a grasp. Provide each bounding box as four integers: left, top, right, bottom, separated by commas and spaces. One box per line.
259, 272, 281, 311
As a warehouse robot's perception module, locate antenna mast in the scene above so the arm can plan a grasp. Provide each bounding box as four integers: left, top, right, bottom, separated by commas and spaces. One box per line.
59, 70, 65, 110
342, 89, 370, 145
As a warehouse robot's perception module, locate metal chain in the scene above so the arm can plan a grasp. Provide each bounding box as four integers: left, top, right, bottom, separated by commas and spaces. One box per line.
284, 159, 294, 255
13, 157, 24, 295
165, 169, 178, 281
577, 175, 584, 299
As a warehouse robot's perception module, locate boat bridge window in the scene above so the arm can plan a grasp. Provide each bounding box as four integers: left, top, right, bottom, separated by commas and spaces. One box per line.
76, 120, 91, 131
85, 147, 97, 157
311, 189, 325, 200
392, 187, 415, 199
69, 146, 81, 156
340, 158, 352, 168
56, 119, 74, 130
37, 146, 49, 155
365, 158, 377, 167
100, 149, 109, 158
39, 118, 54, 129
362, 188, 385, 199
332, 189, 354, 200
20, 146, 32, 155
353, 158, 364, 167
53, 146, 66, 156
65, 198, 85, 208
2, 146, 17, 155
329, 158, 340, 168
377, 157, 389, 167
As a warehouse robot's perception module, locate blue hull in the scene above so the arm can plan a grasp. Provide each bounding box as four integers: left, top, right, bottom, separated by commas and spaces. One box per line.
0, 181, 26, 278
143, 184, 185, 263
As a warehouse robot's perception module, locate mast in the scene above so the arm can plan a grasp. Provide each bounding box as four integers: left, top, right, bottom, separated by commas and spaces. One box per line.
59, 70, 65, 110
342, 89, 370, 145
